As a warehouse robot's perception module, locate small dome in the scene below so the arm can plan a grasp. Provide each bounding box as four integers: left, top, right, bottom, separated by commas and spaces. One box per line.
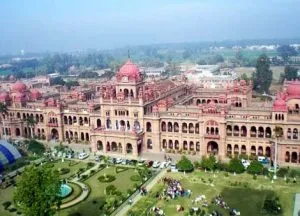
287, 81, 300, 96
30, 89, 42, 99
117, 60, 141, 80
47, 97, 56, 106
273, 94, 287, 112
0, 92, 9, 101
12, 81, 27, 92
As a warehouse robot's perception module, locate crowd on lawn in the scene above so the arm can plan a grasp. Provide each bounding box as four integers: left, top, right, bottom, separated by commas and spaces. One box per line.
162, 177, 191, 199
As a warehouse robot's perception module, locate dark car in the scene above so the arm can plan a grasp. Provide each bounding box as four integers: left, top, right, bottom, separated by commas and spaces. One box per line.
145, 160, 154, 167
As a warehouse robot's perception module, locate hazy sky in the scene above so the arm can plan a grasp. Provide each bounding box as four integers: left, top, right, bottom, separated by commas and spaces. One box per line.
1, 0, 300, 53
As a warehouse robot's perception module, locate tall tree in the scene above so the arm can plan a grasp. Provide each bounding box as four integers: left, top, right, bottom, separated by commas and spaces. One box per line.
15, 165, 61, 216
253, 54, 273, 93
284, 65, 298, 81
277, 45, 297, 61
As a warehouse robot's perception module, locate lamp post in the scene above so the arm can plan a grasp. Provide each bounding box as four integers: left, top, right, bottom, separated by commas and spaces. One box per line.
273, 137, 278, 180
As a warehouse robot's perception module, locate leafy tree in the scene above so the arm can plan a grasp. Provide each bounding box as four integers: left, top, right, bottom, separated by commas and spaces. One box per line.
253, 54, 273, 93
27, 139, 45, 155
197, 59, 207, 65
239, 73, 249, 82
50, 77, 65, 86
14, 165, 61, 216
228, 158, 245, 174
284, 65, 298, 81
247, 160, 263, 175
263, 198, 282, 215
65, 80, 80, 89
176, 156, 194, 172
277, 45, 297, 61
200, 155, 216, 171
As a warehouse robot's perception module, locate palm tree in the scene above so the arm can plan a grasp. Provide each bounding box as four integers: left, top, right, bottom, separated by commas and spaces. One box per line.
0, 103, 8, 139
273, 125, 283, 179
26, 115, 37, 139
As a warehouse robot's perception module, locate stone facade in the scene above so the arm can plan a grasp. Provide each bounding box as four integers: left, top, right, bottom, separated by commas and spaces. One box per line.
0, 60, 300, 166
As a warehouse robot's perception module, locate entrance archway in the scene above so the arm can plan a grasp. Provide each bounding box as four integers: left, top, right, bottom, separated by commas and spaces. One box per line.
126, 143, 133, 154
97, 141, 103, 151
15, 128, 21, 136
51, 128, 59, 140
207, 141, 218, 155
111, 142, 117, 152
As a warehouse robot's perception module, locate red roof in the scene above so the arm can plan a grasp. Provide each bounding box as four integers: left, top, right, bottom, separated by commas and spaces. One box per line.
12, 80, 27, 92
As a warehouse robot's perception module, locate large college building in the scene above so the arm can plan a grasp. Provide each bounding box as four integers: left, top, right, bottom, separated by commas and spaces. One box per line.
0, 60, 300, 166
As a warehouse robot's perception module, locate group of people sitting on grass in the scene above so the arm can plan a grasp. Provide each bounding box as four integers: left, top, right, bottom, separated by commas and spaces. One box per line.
161, 177, 191, 199
151, 206, 165, 215
213, 195, 241, 216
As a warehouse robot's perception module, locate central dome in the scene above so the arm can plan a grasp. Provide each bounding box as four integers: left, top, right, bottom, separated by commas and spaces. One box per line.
118, 60, 140, 80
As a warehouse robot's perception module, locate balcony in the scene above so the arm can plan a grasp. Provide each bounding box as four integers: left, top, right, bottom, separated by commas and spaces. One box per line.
204, 134, 220, 139
48, 122, 58, 127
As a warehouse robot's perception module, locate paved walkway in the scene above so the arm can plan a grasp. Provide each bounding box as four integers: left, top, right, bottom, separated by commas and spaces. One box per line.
114, 169, 167, 216
293, 193, 300, 216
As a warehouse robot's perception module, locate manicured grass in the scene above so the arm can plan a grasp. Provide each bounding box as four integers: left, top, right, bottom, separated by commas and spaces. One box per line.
60, 166, 141, 216
0, 186, 16, 216
53, 160, 87, 179
129, 171, 300, 216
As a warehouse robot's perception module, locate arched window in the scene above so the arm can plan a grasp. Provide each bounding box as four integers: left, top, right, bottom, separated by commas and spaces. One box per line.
189, 123, 194, 133
97, 119, 101, 128
146, 122, 152, 132
182, 123, 187, 133
287, 128, 292, 139
168, 122, 173, 132
227, 125, 232, 136
147, 139, 152, 149
161, 122, 166, 132
233, 125, 239, 136
174, 122, 179, 132
265, 127, 272, 138
241, 126, 247, 137
250, 126, 257, 137
293, 128, 298, 139
258, 127, 264, 138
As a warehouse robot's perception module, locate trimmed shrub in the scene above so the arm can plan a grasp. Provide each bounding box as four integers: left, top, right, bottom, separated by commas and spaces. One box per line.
176, 156, 194, 172
98, 175, 116, 183
247, 160, 263, 175
228, 158, 245, 174
277, 168, 288, 177
27, 139, 45, 155
9, 208, 17, 212
2, 201, 11, 210
87, 162, 95, 168
60, 168, 70, 175
116, 166, 128, 174
130, 175, 141, 182
105, 184, 117, 195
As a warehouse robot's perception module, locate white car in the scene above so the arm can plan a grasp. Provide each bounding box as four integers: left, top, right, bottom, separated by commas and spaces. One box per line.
241, 159, 250, 168
137, 160, 145, 166
78, 153, 89, 160
160, 161, 167, 169
116, 158, 123, 164
152, 161, 161, 168
170, 163, 178, 172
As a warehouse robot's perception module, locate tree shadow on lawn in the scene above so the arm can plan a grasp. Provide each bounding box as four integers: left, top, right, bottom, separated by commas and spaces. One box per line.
219, 187, 277, 216
62, 196, 106, 216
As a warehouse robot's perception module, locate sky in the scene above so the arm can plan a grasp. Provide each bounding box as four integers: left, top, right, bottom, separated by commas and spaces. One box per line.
1, 0, 300, 54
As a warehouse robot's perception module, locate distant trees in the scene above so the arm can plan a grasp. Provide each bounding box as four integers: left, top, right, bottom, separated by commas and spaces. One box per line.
253, 54, 273, 93
49, 77, 65, 86
78, 71, 99, 78
283, 65, 298, 81
65, 80, 80, 89
277, 45, 297, 61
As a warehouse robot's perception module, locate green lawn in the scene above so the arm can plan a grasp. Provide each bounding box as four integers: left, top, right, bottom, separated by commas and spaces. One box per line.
129, 171, 299, 216
52, 160, 88, 179
0, 160, 87, 216
60, 166, 142, 216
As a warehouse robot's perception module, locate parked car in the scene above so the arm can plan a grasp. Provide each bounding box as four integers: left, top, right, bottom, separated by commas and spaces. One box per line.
152, 161, 161, 168
121, 159, 129, 165
95, 155, 100, 162
137, 160, 145, 166
258, 156, 269, 164
116, 158, 123, 164
170, 163, 178, 172
78, 152, 89, 160
160, 161, 167, 169
241, 159, 250, 168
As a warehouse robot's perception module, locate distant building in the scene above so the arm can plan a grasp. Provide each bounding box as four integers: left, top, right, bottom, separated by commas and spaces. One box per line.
140, 67, 165, 77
